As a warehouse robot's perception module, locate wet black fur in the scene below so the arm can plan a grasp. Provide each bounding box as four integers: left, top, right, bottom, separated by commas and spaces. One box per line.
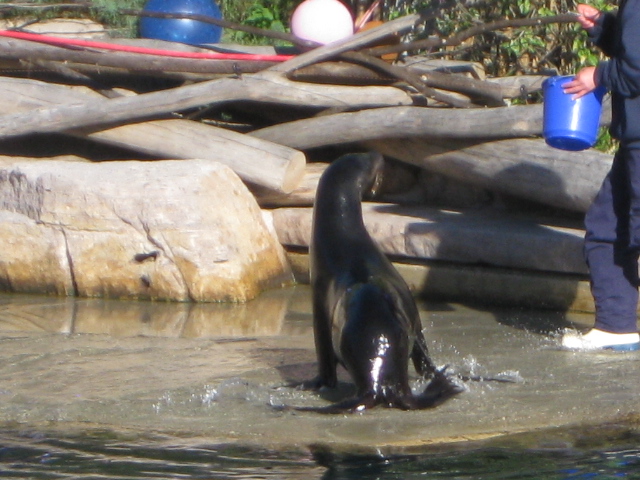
292, 152, 462, 413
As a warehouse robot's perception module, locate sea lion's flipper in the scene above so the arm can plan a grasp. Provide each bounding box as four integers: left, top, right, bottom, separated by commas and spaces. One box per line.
282, 376, 329, 391
288, 393, 378, 414
409, 369, 464, 409
311, 293, 339, 389
411, 328, 439, 377
277, 374, 462, 413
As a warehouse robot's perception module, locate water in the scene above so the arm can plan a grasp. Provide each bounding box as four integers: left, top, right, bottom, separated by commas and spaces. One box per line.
2, 430, 640, 478
0, 430, 320, 479
0, 286, 639, 478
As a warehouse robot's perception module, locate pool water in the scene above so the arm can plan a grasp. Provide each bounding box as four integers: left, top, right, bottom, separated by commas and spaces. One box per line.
1, 429, 640, 479
0, 287, 639, 478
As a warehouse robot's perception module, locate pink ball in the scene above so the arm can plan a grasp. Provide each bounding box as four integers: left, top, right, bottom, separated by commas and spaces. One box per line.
290, 0, 354, 45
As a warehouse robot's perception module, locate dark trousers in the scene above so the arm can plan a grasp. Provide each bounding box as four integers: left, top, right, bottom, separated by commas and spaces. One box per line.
584, 146, 640, 333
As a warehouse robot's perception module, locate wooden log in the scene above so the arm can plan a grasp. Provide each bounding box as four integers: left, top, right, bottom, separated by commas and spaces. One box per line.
0, 36, 280, 76
339, 50, 487, 107
272, 203, 588, 275
251, 158, 423, 207
0, 33, 521, 103
364, 137, 612, 213
485, 75, 547, 97
250, 162, 326, 207
81, 120, 306, 193
289, 61, 397, 85
0, 72, 413, 140
0, 77, 305, 193
251, 104, 544, 149
0, 16, 414, 80
0, 14, 423, 139
268, 13, 422, 73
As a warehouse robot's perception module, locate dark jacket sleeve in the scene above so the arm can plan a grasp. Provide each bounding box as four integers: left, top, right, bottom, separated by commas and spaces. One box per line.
588, 11, 617, 57
594, 4, 640, 98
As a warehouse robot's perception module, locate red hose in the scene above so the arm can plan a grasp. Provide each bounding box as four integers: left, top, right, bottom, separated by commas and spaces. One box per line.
0, 29, 295, 62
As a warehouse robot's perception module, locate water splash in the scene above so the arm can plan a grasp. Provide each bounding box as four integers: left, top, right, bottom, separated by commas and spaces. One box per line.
445, 355, 524, 386
152, 384, 220, 414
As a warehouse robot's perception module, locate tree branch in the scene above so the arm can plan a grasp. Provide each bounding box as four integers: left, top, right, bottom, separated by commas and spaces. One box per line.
365, 13, 579, 57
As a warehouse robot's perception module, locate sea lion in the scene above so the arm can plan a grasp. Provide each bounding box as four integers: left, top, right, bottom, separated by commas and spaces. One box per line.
298, 152, 462, 413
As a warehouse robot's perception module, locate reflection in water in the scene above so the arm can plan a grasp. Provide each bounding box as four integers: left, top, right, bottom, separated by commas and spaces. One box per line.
314, 445, 640, 479
1, 428, 640, 479
0, 429, 322, 479
0, 287, 298, 338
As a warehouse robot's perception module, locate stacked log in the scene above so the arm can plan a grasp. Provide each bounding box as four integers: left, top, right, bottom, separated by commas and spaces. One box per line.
0, 15, 612, 309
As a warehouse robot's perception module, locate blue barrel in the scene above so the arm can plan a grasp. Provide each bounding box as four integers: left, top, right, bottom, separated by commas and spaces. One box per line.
139, 0, 223, 46
543, 75, 606, 151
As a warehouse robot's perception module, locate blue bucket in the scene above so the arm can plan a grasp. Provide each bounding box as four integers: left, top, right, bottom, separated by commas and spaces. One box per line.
139, 0, 223, 46
542, 75, 606, 151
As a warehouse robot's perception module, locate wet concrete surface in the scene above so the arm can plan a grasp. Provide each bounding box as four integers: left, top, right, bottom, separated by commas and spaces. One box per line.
0, 286, 638, 453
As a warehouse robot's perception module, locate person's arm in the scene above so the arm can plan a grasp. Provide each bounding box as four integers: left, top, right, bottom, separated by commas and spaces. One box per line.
562, 4, 603, 98
587, 11, 617, 56
564, 4, 623, 99
576, 3, 617, 56
576, 3, 602, 29
563, 66, 597, 98
595, 6, 640, 98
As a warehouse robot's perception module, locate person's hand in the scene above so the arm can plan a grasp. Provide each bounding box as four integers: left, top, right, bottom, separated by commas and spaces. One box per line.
576, 4, 602, 29
563, 66, 598, 99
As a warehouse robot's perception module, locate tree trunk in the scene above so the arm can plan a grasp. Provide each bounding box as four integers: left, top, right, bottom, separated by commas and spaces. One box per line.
365, 137, 612, 213
0, 77, 305, 193
0, 73, 413, 140
251, 104, 545, 149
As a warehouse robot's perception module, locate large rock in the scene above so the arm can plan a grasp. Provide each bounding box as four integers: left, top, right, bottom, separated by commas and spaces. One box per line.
0, 159, 293, 302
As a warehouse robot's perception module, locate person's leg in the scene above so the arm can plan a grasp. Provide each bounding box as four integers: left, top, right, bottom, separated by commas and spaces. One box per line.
563, 148, 640, 350
586, 148, 639, 333
626, 147, 640, 254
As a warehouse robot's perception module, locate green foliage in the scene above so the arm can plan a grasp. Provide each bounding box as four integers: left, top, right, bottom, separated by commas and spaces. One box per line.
219, 0, 297, 45
595, 127, 619, 155
88, 0, 146, 37
388, 0, 618, 152
7, 0, 296, 42
388, 0, 616, 77
3, 0, 147, 37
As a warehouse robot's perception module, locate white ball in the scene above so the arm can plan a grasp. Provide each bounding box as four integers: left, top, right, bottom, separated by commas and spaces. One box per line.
290, 0, 354, 45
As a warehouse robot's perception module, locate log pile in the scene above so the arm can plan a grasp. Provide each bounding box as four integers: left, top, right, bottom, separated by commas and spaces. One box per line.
0, 12, 616, 309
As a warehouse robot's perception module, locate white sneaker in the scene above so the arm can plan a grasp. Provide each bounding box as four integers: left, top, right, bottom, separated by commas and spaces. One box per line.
561, 328, 640, 351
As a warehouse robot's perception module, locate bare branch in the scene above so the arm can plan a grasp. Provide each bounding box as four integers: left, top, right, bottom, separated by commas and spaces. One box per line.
365, 13, 579, 57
